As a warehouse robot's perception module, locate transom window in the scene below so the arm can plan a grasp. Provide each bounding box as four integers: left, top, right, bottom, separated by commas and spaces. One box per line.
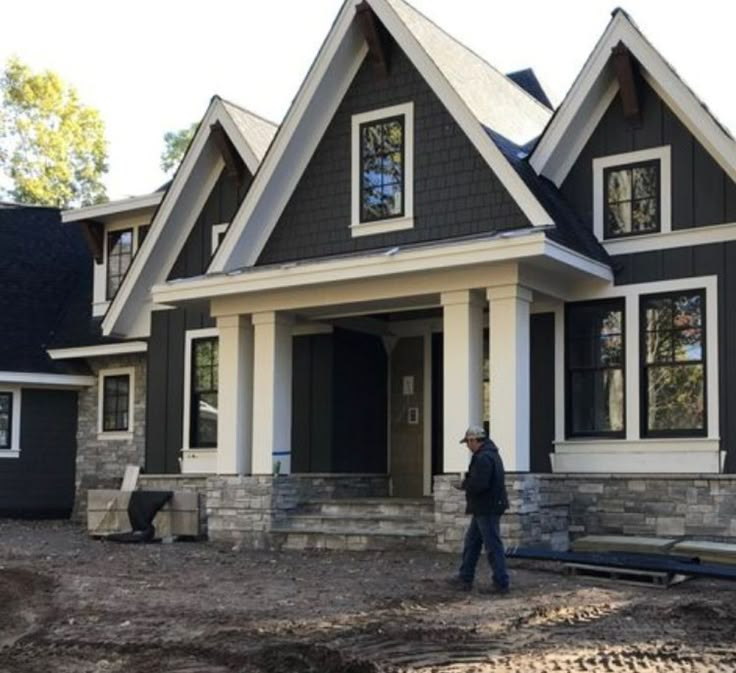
566, 300, 625, 437
604, 160, 660, 238
106, 229, 133, 299
0, 392, 12, 449
360, 115, 405, 223
102, 374, 130, 432
190, 337, 218, 448
641, 291, 705, 436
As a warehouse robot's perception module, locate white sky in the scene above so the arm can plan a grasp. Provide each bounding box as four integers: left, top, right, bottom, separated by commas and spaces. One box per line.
2, 0, 735, 200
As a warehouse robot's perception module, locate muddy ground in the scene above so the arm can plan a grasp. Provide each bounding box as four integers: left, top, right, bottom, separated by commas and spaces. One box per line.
1, 520, 736, 672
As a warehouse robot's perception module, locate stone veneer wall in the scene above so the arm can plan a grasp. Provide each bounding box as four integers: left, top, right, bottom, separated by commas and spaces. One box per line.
206, 474, 390, 546
543, 474, 736, 540
73, 354, 147, 520
433, 474, 570, 552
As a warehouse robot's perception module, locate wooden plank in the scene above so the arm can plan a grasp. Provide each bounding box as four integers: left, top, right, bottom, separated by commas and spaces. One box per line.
356, 1, 391, 78
564, 562, 689, 588
611, 43, 641, 123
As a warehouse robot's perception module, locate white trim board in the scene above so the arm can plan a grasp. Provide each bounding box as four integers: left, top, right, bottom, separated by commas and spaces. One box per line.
210, 0, 554, 274
0, 371, 95, 388
0, 385, 21, 455
48, 342, 148, 361
61, 192, 163, 223
601, 220, 736, 255
531, 10, 736, 189
554, 275, 719, 472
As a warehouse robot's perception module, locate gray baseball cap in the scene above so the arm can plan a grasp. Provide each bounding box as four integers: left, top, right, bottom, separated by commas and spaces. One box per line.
459, 425, 486, 443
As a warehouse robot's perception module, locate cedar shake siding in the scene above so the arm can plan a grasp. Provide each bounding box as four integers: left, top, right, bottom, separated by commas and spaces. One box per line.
0, 389, 78, 517
257, 44, 530, 266
613, 243, 736, 472
561, 78, 736, 230
148, 170, 249, 473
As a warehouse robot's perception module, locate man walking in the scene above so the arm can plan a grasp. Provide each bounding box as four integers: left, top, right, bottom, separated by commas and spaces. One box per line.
448, 425, 510, 594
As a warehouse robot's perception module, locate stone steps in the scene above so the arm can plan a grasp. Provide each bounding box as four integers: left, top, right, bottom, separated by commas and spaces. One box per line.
271, 497, 436, 551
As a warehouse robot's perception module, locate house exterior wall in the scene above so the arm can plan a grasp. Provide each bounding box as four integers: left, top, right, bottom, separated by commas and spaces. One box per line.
561, 79, 736, 231
0, 389, 78, 517
257, 45, 530, 266
74, 354, 146, 518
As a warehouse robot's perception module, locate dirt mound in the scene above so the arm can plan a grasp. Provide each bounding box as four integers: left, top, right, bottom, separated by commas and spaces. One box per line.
253, 643, 379, 673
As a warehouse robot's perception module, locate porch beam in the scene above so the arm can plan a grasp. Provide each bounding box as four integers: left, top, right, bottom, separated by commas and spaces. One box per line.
441, 290, 484, 473
487, 284, 532, 471
252, 311, 294, 474
216, 314, 253, 474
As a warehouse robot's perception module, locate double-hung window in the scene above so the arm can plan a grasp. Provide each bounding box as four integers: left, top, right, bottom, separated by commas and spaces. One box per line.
190, 337, 218, 448
0, 392, 12, 449
566, 300, 625, 437
641, 290, 706, 436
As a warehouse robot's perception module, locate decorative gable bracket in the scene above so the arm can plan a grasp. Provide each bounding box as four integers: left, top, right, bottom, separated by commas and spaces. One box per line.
80, 219, 104, 264
210, 121, 246, 183
612, 42, 641, 124
356, 1, 392, 78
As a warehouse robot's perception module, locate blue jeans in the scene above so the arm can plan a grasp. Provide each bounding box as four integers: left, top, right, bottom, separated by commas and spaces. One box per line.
458, 514, 509, 589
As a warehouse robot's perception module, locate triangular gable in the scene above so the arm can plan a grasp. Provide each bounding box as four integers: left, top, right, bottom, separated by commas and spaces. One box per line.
102, 97, 276, 337
210, 0, 554, 274
531, 9, 736, 188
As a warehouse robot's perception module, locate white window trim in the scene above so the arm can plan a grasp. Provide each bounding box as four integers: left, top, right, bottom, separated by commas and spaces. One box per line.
97, 367, 135, 440
554, 275, 719, 472
211, 223, 228, 256
350, 102, 414, 237
182, 328, 219, 453
593, 146, 671, 242
0, 386, 21, 457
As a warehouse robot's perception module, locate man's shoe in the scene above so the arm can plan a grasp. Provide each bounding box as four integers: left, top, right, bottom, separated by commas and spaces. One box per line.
478, 584, 509, 596
445, 576, 472, 592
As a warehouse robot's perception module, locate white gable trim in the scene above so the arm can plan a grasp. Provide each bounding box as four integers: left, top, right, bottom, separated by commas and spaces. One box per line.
531, 11, 736, 188
101, 97, 259, 337
210, 0, 553, 274
61, 193, 163, 223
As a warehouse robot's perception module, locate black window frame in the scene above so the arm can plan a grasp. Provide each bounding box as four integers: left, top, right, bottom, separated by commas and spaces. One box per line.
102, 374, 130, 433
565, 298, 626, 439
190, 337, 219, 449
603, 159, 661, 239
0, 392, 13, 449
106, 228, 134, 300
640, 289, 707, 438
359, 114, 406, 224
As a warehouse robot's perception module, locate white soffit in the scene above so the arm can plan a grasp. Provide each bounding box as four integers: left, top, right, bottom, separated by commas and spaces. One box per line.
210, 0, 555, 275
530, 10, 736, 187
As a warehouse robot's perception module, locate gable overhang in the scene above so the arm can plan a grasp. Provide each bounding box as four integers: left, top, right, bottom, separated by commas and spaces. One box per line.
0, 371, 95, 389
157, 232, 612, 317
531, 11, 736, 188
209, 0, 554, 275
101, 98, 264, 338
61, 193, 163, 224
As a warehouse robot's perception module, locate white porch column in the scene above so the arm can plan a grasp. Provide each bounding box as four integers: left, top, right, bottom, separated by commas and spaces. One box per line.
216, 315, 253, 475
441, 290, 483, 473
487, 284, 532, 472
251, 311, 294, 475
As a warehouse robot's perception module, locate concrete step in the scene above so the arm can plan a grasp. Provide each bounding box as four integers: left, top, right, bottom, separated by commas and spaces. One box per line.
297, 498, 434, 519
274, 512, 434, 535
270, 528, 437, 551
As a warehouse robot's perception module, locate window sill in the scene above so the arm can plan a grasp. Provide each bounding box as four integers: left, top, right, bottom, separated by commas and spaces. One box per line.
349, 216, 414, 238
97, 431, 134, 441
0, 449, 20, 459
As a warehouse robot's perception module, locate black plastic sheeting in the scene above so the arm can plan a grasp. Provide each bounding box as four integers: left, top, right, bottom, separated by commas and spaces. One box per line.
506, 547, 736, 581
106, 490, 173, 544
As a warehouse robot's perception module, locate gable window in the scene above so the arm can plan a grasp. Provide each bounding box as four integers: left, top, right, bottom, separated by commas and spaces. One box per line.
106, 229, 133, 299
98, 368, 134, 438
190, 336, 218, 448
593, 146, 671, 242
351, 103, 414, 237
0, 392, 13, 449
641, 290, 705, 436
604, 160, 659, 238
566, 300, 625, 437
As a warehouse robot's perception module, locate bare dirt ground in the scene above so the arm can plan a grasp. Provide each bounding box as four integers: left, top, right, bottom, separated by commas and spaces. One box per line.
2, 520, 736, 673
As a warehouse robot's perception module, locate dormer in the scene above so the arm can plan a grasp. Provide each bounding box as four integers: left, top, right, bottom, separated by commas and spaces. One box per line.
62, 192, 163, 317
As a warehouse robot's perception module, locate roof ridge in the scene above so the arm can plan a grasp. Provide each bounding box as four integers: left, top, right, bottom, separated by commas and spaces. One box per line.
216, 95, 279, 130
383, 0, 552, 116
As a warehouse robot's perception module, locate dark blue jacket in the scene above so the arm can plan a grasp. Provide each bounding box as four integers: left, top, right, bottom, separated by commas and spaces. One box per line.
462, 439, 509, 515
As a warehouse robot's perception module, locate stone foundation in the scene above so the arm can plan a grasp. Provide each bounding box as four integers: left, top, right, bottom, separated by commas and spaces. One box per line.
73, 354, 147, 520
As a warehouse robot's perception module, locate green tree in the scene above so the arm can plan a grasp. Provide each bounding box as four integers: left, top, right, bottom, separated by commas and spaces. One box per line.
160, 122, 197, 174
0, 57, 108, 207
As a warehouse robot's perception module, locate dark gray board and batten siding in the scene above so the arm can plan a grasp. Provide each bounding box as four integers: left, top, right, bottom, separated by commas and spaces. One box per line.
257, 43, 531, 266
146, 171, 250, 474
0, 389, 78, 517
